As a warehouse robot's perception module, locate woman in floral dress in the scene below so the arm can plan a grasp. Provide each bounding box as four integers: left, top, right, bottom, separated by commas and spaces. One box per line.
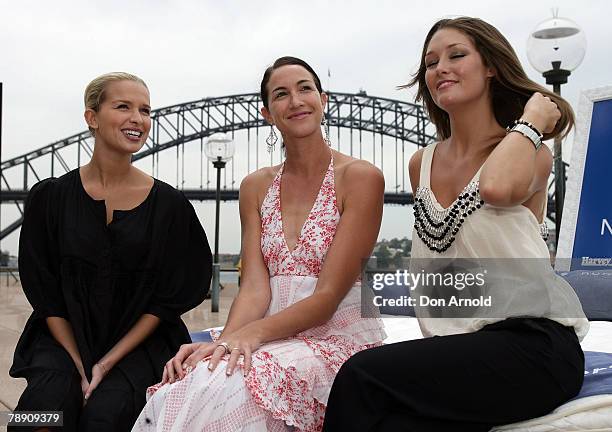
132, 56, 386, 432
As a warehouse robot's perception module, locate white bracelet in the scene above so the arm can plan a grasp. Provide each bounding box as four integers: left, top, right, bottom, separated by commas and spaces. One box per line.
508, 123, 543, 150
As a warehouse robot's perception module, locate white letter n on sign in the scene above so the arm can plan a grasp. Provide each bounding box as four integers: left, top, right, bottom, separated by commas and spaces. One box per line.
602, 219, 612, 236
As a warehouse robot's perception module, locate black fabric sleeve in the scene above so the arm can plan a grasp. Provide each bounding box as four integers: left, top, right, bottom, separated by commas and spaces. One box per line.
147, 195, 212, 322
18, 178, 67, 319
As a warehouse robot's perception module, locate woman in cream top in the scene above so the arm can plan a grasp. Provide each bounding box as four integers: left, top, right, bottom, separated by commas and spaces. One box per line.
324, 17, 588, 432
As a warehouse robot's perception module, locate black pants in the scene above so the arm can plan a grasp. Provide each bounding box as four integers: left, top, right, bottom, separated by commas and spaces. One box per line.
323, 318, 584, 432
9, 335, 141, 432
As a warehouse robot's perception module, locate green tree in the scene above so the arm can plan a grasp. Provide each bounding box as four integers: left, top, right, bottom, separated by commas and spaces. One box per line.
376, 244, 391, 269
402, 239, 412, 256
388, 237, 402, 249
392, 252, 404, 269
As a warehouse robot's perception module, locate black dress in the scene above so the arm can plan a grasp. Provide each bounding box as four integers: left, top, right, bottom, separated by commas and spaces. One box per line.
9, 169, 212, 431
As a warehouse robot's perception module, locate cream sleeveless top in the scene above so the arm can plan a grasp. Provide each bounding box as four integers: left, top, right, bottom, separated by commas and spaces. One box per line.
410, 142, 589, 340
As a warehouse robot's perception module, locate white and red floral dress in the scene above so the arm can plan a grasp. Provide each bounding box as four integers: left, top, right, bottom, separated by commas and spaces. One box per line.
132, 153, 386, 432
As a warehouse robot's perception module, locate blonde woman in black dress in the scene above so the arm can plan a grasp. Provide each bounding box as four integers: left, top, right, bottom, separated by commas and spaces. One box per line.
10, 72, 212, 431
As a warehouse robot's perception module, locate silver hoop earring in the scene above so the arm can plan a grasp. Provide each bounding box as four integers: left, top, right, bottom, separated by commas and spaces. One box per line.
322, 117, 331, 147
266, 126, 278, 153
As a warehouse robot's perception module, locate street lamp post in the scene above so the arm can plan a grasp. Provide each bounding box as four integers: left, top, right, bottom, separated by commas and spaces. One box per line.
527, 12, 586, 248
204, 133, 235, 312
212, 156, 225, 264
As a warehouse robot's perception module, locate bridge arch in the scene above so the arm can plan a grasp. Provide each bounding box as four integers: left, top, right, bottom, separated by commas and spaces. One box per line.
2, 91, 564, 241
1, 91, 437, 238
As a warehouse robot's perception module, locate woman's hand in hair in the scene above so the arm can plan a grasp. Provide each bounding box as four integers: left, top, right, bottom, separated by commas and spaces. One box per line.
522, 92, 561, 134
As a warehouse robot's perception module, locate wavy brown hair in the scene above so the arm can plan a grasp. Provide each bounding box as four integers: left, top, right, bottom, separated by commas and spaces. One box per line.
401, 17, 574, 141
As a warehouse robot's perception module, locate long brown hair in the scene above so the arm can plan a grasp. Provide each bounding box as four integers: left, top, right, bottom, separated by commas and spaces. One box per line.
401, 17, 574, 141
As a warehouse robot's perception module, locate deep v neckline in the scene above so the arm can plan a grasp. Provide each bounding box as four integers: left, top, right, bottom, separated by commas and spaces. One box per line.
278, 154, 333, 256
427, 142, 484, 211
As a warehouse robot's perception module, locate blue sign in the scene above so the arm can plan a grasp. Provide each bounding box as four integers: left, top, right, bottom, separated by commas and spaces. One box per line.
557, 87, 612, 271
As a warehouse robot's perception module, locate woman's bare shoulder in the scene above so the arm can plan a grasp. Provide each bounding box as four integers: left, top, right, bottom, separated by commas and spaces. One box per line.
408, 147, 426, 192
334, 151, 383, 180
241, 165, 280, 189
239, 165, 282, 208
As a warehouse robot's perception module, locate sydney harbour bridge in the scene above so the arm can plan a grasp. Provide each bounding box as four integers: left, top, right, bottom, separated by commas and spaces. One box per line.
0, 91, 562, 241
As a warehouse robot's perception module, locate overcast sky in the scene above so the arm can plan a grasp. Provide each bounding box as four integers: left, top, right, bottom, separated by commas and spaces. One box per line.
1, 0, 610, 255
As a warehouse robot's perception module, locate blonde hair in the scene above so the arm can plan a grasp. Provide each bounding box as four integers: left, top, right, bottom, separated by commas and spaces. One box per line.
401, 17, 574, 141
84, 72, 148, 135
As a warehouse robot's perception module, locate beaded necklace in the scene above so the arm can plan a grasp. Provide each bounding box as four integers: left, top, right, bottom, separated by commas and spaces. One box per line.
414, 182, 549, 252
413, 181, 485, 253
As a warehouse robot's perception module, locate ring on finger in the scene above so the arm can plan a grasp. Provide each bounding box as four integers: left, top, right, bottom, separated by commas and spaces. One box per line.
217, 342, 231, 354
